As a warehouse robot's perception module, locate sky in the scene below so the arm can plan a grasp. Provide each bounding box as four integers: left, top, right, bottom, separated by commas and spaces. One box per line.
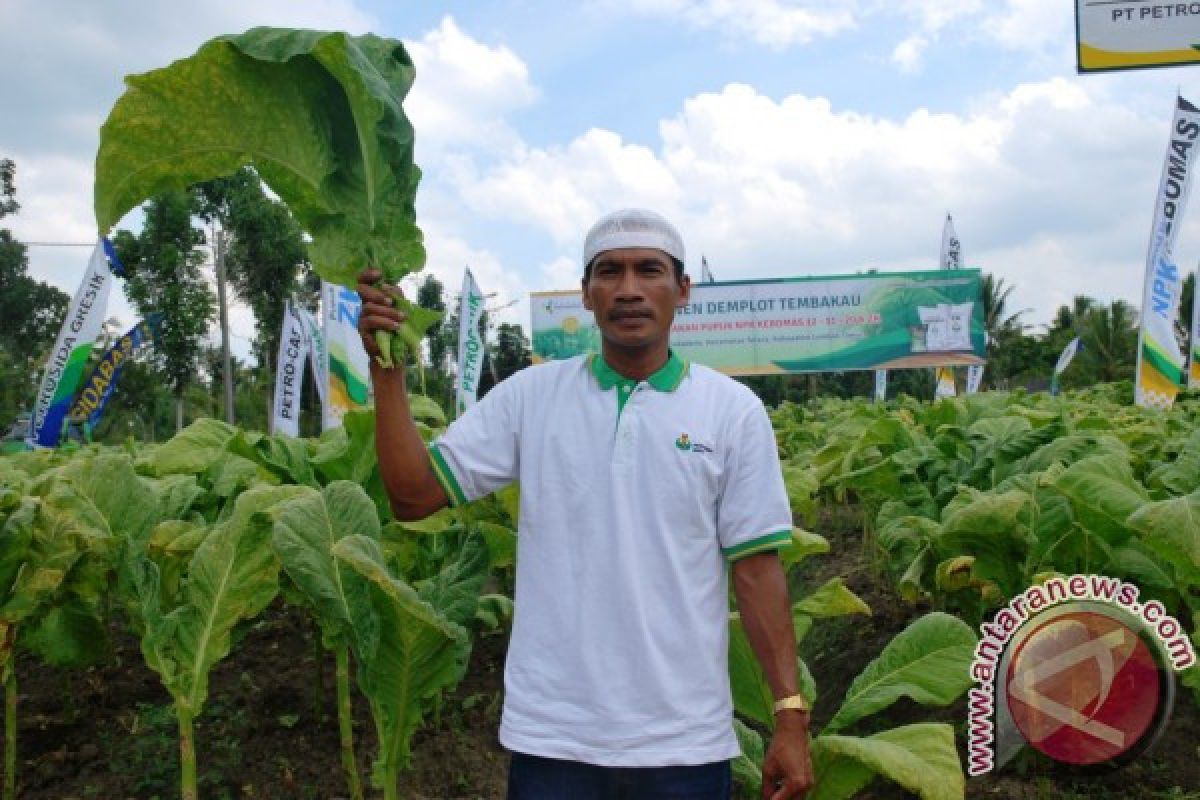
3, 0, 1200, 363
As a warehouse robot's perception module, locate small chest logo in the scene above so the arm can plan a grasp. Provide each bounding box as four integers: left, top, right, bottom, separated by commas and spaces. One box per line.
675, 433, 713, 453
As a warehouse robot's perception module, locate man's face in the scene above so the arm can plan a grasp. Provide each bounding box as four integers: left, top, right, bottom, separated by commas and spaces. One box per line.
581, 247, 691, 351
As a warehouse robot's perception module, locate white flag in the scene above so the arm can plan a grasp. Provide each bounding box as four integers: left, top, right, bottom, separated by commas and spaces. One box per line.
31, 238, 119, 447
935, 366, 957, 399
701, 256, 715, 284
272, 302, 308, 437
874, 370, 887, 402
1137, 95, 1200, 409
940, 214, 962, 270
966, 364, 985, 394
456, 268, 487, 416
1190, 267, 1200, 389
296, 306, 327, 414
1051, 337, 1083, 396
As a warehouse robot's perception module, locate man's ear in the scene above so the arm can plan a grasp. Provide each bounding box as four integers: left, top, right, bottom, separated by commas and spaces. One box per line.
676, 274, 692, 308
581, 278, 593, 311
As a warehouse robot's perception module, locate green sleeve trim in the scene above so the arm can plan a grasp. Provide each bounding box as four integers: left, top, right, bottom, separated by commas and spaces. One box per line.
723, 528, 793, 562
428, 444, 468, 507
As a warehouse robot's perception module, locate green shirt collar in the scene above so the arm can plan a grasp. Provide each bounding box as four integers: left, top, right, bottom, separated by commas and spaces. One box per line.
590, 350, 689, 392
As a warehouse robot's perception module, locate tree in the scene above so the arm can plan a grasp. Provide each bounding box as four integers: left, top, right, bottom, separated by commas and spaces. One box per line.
193, 168, 310, 366
113, 190, 215, 430
417, 275, 450, 370
415, 274, 453, 408
491, 322, 532, 382
1075, 300, 1139, 385
0, 161, 69, 428
980, 273, 1027, 349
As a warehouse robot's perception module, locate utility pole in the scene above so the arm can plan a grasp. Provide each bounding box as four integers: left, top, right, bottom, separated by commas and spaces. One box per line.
214, 228, 235, 425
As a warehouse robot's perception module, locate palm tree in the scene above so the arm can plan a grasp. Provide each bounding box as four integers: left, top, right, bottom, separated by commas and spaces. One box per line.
980, 273, 1028, 351
1077, 300, 1138, 383
1048, 295, 1096, 338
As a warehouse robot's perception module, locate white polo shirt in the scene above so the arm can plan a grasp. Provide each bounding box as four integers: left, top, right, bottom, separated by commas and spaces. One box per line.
428, 352, 792, 766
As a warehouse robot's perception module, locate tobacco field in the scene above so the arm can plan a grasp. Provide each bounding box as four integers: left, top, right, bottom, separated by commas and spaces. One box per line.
1, 382, 1198, 799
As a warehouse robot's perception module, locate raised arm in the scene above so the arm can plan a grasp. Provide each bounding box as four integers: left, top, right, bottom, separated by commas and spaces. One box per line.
357, 269, 449, 520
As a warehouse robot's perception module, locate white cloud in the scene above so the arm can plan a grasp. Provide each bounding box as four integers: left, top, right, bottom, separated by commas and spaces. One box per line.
450, 128, 682, 244
891, 35, 928, 73
448, 78, 1174, 328
406, 16, 538, 159
985, 0, 1073, 52
617, 0, 858, 48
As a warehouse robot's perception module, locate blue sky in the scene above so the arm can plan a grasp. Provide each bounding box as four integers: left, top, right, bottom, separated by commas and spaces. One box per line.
3, 0, 1200, 362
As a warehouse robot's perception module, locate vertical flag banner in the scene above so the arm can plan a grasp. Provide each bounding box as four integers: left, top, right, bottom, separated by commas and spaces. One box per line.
1190, 267, 1200, 389
966, 364, 984, 394
296, 306, 328, 416
1137, 95, 1200, 409
456, 268, 487, 416
66, 318, 153, 431
273, 302, 309, 437
935, 366, 957, 399
30, 238, 121, 447
1052, 337, 1083, 396
941, 215, 962, 270
322, 281, 371, 430
874, 370, 887, 403
701, 256, 715, 284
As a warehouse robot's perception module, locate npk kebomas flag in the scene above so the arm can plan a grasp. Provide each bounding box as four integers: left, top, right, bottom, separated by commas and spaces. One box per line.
1137, 96, 1200, 409
1192, 264, 1200, 388
67, 318, 153, 430
456, 268, 486, 416
322, 280, 371, 430
30, 239, 122, 447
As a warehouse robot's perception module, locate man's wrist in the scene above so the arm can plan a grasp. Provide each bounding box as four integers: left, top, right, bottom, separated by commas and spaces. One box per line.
773, 693, 810, 714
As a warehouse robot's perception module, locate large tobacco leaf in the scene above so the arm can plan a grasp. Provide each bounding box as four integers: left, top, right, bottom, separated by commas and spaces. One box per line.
809, 723, 964, 800
333, 535, 470, 791
825, 612, 976, 734
95, 28, 439, 365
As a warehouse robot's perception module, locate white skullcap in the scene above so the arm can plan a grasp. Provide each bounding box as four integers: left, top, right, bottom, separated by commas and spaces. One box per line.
582, 208, 685, 267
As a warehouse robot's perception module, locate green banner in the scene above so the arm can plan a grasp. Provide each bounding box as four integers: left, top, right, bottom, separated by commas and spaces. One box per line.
532, 269, 986, 375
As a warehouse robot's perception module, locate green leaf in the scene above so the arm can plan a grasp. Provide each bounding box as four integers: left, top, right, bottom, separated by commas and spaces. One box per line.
416, 531, 489, 629
825, 613, 976, 733
146, 419, 238, 476
795, 577, 871, 618
476, 521, 517, 569
142, 485, 304, 715
408, 395, 446, 427
1052, 454, 1148, 546
779, 528, 830, 571
312, 410, 378, 485
731, 719, 765, 796
254, 434, 319, 488
271, 482, 380, 650
935, 489, 1031, 597
333, 534, 470, 778
809, 724, 965, 800
1127, 491, 1200, 587
95, 29, 437, 363
728, 612, 775, 729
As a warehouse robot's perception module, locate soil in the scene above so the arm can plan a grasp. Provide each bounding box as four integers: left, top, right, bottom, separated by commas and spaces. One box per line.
2, 505, 1197, 799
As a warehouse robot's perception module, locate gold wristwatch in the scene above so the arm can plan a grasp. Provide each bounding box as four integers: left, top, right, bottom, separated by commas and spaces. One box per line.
773, 693, 810, 714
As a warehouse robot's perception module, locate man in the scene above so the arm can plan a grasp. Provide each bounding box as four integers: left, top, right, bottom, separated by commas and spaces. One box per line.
358, 209, 813, 799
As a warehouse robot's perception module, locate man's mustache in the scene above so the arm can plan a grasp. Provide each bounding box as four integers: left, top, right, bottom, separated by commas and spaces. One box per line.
608, 308, 653, 320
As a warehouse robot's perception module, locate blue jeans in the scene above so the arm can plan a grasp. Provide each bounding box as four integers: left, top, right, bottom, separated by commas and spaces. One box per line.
506, 751, 732, 800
